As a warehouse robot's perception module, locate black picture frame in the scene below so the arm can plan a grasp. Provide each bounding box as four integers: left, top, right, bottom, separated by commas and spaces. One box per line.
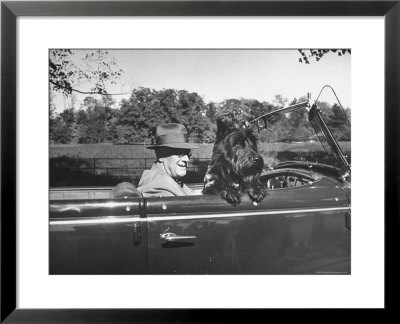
1, 0, 399, 322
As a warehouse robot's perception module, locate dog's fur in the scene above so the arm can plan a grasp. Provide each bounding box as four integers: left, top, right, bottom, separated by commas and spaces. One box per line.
203, 119, 267, 205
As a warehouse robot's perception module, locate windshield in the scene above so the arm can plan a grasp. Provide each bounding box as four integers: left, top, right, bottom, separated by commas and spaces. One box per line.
309, 116, 334, 156
308, 104, 350, 168
249, 97, 350, 169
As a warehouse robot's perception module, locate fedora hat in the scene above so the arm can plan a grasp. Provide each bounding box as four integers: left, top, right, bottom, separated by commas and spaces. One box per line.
146, 123, 199, 149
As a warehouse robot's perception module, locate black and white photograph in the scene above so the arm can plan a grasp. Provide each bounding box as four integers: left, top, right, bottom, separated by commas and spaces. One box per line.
49, 49, 351, 275
3, 0, 396, 317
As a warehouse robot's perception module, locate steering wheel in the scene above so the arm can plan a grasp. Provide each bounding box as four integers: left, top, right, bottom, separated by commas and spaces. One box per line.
261, 172, 314, 189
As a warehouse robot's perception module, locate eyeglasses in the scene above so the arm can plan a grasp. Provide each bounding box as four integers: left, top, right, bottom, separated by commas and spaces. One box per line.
175, 150, 192, 158
157, 148, 192, 159
165, 149, 192, 158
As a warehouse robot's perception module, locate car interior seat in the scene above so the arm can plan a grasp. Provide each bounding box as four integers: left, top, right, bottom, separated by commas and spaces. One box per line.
111, 182, 142, 198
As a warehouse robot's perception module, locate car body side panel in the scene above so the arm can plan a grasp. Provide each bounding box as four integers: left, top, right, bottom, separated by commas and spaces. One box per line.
48, 175, 350, 274
146, 177, 351, 274
239, 210, 350, 274
49, 199, 147, 274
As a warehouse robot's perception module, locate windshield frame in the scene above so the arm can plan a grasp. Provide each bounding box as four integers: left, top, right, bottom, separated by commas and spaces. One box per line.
308, 103, 350, 168
249, 100, 350, 169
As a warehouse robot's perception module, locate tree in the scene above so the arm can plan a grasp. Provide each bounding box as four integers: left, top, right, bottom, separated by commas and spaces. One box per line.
325, 103, 351, 141
217, 99, 253, 126
49, 49, 124, 95
116, 87, 213, 144
272, 94, 288, 107
176, 90, 214, 143
345, 108, 351, 123
76, 108, 88, 125
74, 96, 117, 143
49, 93, 57, 133
50, 116, 74, 144
205, 102, 218, 124
241, 99, 269, 120
117, 87, 159, 143
329, 103, 350, 128
60, 108, 75, 127
298, 49, 351, 64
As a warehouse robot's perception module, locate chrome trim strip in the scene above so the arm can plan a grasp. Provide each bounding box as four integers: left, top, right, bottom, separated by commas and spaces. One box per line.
50, 216, 140, 226
147, 206, 350, 222
50, 206, 350, 225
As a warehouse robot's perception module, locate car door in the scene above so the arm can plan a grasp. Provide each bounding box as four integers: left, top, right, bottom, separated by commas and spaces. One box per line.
146, 177, 350, 274
49, 197, 147, 274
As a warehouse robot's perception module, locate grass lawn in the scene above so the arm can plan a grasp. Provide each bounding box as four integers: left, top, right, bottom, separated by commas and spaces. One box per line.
50, 142, 350, 160
49, 142, 351, 186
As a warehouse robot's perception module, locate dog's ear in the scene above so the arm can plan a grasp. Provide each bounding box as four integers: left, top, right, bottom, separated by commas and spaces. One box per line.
216, 118, 230, 139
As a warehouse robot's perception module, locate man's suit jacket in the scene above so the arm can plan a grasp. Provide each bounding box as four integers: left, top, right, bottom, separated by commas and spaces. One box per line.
137, 162, 195, 197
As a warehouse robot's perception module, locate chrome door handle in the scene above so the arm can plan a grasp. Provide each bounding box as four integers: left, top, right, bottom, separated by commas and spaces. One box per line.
160, 232, 197, 242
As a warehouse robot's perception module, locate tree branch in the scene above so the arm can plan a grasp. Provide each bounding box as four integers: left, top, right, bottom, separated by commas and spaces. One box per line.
49, 80, 131, 96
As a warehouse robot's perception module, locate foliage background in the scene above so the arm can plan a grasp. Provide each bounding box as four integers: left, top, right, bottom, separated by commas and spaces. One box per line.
49, 49, 351, 186
49, 49, 351, 145
50, 88, 351, 145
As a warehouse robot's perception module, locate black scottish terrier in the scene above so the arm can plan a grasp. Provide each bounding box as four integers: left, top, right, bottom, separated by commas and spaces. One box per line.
203, 119, 267, 205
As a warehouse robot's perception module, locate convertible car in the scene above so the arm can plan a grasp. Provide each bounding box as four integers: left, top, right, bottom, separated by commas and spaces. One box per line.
49, 98, 351, 274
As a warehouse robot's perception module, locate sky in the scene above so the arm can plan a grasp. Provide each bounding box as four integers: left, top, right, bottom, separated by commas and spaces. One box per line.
52, 49, 351, 112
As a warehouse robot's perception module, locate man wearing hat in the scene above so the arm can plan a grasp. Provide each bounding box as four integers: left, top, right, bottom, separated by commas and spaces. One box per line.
137, 123, 200, 197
